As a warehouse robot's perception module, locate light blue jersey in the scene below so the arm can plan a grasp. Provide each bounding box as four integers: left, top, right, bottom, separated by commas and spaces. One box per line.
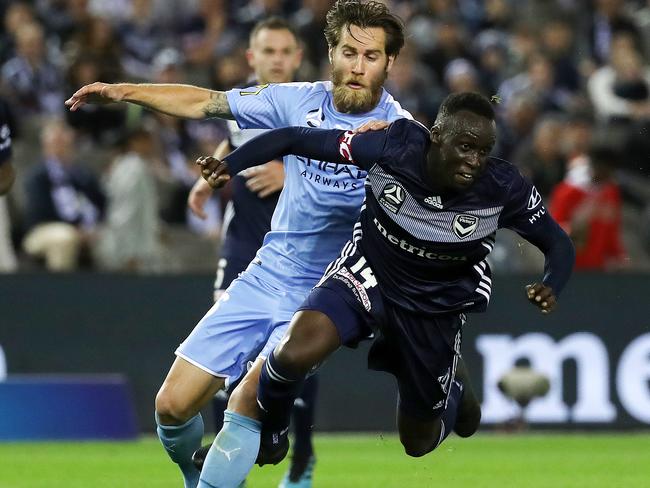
177, 82, 410, 386
226, 81, 411, 285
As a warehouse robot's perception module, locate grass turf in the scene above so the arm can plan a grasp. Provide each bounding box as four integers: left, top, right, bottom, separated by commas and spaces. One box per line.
0, 433, 648, 487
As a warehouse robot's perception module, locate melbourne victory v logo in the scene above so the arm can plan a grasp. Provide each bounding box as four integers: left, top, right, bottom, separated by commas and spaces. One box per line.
453, 214, 479, 239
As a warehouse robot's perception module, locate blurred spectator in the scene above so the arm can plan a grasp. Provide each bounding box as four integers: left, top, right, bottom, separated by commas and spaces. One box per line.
539, 18, 581, 95
0, 96, 16, 272
474, 29, 510, 95
513, 115, 566, 198
444, 58, 483, 95
421, 17, 477, 85
65, 16, 123, 83
64, 54, 127, 143
587, 36, 650, 123
494, 93, 542, 161
1, 1, 38, 64
96, 128, 165, 273
549, 144, 626, 270
292, 0, 334, 77
116, 0, 169, 80
179, 0, 240, 75
585, 0, 643, 67
385, 44, 441, 126
498, 51, 573, 114
1, 22, 64, 115
22, 119, 105, 271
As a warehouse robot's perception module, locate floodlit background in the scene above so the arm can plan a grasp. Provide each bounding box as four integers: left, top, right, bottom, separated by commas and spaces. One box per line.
0, 0, 649, 486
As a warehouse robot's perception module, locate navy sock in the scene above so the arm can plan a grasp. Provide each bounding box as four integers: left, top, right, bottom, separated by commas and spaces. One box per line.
291, 373, 318, 459
258, 352, 305, 430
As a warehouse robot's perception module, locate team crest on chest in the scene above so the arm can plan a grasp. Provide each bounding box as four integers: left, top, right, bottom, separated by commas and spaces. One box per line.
379, 183, 405, 213
452, 214, 479, 239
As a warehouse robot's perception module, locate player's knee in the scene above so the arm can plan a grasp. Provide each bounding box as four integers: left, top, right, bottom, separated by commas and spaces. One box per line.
400, 435, 435, 458
227, 378, 259, 419
155, 387, 195, 424
455, 403, 481, 438
274, 337, 316, 376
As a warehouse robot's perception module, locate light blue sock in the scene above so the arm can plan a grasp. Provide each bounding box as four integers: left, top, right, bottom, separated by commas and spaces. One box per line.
156, 412, 204, 488
198, 410, 261, 488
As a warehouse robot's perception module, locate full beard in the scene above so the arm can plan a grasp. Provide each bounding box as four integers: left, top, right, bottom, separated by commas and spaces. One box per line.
331, 66, 387, 114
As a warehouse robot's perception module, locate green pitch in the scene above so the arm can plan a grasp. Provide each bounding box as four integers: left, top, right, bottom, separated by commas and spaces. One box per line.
0, 433, 648, 487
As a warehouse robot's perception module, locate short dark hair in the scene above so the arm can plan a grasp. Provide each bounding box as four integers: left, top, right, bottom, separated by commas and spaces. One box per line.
249, 16, 300, 46
435, 92, 496, 126
324, 0, 405, 58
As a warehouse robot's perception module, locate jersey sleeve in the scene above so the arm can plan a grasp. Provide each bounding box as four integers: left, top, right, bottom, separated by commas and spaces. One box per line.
226, 83, 309, 129
223, 126, 388, 174
500, 170, 575, 295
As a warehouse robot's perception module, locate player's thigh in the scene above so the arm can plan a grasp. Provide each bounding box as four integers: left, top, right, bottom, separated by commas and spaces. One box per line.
176, 273, 282, 389
380, 311, 463, 423
155, 356, 225, 423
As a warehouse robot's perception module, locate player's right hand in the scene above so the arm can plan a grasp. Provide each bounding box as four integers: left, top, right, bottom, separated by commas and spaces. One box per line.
65, 82, 123, 111
196, 156, 230, 189
187, 177, 214, 219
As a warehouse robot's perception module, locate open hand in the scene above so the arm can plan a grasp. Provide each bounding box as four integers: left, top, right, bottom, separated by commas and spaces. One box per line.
65, 82, 123, 111
354, 119, 391, 133
196, 156, 231, 188
241, 160, 284, 198
525, 283, 557, 314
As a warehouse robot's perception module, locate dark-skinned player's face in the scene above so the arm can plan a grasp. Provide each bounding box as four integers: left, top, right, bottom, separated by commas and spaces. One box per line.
429, 110, 496, 191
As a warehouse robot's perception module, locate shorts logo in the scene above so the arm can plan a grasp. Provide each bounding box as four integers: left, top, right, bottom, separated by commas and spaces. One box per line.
438, 367, 451, 394
453, 214, 479, 239
379, 183, 405, 213
527, 186, 542, 210
333, 267, 372, 311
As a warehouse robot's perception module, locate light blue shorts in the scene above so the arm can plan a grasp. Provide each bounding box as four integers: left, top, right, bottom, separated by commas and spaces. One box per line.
175, 267, 311, 389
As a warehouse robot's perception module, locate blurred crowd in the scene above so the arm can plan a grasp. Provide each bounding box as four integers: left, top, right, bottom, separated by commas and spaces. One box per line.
1, 0, 649, 274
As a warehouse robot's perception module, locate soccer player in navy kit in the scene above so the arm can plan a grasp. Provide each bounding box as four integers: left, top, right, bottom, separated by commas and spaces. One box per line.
187, 18, 318, 487
198, 92, 575, 468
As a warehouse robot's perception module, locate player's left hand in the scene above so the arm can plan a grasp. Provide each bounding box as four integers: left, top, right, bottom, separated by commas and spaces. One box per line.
241, 160, 284, 198
354, 119, 391, 133
196, 156, 230, 188
525, 283, 557, 314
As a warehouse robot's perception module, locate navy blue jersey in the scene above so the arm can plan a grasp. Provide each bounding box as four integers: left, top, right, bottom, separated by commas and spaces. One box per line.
0, 99, 12, 166
219, 118, 280, 281
224, 119, 574, 315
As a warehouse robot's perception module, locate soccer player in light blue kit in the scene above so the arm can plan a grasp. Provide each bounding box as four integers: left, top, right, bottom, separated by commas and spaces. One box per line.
66, 2, 410, 487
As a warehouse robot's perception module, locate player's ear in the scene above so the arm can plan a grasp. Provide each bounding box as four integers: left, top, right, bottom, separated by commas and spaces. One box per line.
385, 54, 395, 74
430, 125, 441, 146
328, 48, 333, 64
245, 48, 255, 69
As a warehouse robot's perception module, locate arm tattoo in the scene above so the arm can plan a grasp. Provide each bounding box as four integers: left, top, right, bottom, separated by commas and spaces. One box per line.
203, 91, 234, 119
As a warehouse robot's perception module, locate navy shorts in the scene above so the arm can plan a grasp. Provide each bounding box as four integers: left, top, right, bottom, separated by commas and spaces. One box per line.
299, 244, 464, 421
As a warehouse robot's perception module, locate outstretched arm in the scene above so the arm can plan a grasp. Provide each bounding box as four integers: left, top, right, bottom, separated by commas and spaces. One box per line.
65, 82, 234, 120
518, 216, 575, 313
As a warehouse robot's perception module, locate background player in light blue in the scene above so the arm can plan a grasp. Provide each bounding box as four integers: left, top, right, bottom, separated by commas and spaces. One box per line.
65, 2, 411, 487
